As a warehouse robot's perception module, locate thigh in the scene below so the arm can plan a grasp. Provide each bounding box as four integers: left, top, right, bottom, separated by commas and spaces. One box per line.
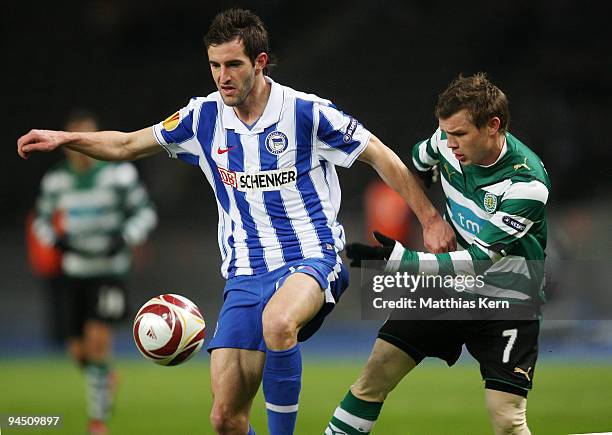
465, 320, 539, 397
266, 258, 347, 342
83, 319, 113, 359
264, 272, 324, 330
207, 283, 265, 353
352, 338, 418, 402
378, 319, 465, 366
210, 348, 266, 413
485, 388, 528, 414
298, 261, 349, 342
57, 277, 86, 339
484, 389, 529, 435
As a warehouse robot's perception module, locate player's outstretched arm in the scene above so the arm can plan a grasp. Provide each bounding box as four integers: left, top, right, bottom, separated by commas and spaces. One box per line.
358, 135, 456, 253
17, 127, 160, 161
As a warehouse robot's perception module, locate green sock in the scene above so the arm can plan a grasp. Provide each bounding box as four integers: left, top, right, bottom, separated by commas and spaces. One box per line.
84, 361, 111, 422
325, 390, 383, 434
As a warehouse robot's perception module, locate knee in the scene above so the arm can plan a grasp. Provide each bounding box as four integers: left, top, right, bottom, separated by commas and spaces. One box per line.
210, 404, 247, 434
84, 338, 111, 363
83, 321, 112, 359
488, 402, 529, 435
67, 341, 84, 365
262, 310, 297, 350
349, 341, 416, 403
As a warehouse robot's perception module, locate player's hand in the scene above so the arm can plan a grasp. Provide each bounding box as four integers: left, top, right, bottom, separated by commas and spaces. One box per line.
422, 216, 456, 253
102, 234, 126, 256
53, 235, 72, 252
416, 166, 439, 189
17, 129, 68, 159
345, 231, 401, 268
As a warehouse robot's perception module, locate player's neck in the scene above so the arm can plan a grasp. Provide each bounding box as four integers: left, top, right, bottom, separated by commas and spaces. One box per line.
67, 156, 95, 173
478, 134, 506, 167
234, 75, 271, 125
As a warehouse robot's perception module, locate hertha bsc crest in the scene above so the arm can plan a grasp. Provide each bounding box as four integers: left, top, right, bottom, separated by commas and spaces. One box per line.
265, 131, 288, 155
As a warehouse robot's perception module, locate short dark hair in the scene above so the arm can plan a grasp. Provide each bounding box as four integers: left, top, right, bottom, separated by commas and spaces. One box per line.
204, 8, 271, 72
435, 73, 510, 133
65, 109, 98, 127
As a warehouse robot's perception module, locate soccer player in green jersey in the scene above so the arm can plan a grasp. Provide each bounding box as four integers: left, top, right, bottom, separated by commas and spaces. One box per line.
32, 111, 157, 435
325, 73, 550, 435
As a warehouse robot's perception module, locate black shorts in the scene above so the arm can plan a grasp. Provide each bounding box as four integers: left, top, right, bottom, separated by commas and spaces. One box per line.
378, 317, 540, 397
56, 277, 128, 339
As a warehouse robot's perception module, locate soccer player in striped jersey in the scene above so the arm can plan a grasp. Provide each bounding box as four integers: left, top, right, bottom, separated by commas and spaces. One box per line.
325, 74, 550, 435
17, 9, 455, 435
32, 111, 157, 435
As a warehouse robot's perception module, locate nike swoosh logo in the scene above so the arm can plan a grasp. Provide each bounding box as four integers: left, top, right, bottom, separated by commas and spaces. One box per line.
217, 146, 237, 155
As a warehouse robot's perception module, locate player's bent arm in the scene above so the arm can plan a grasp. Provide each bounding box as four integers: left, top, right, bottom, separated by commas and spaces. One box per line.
17, 127, 160, 161
358, 135, 456, 253
387, 195, 548, 276
386, 239, 501, 276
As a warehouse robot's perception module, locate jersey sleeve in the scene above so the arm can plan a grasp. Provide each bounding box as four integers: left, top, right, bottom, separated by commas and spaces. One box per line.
114, 163, 158, 246
314, 104, 371, 168
152, 98, 203, 164
412, 129, 441, 172
390, 179, 549, 276
32, 172, 60, 245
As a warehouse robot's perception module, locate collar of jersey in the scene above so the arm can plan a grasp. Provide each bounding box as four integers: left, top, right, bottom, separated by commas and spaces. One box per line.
463, 135, 531, 191
222, 76, 283, 135
475, 135, 508, 168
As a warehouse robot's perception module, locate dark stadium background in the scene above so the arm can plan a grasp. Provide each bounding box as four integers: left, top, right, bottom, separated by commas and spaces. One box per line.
3, 0, 611, 373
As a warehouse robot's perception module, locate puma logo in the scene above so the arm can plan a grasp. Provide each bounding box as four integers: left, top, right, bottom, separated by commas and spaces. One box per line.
513, 157, 531, 171
444, 162, 458, 182
514, 366, 532, 381
326, 423, 348, 435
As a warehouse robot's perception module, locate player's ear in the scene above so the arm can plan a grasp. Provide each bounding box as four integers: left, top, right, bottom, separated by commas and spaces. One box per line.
488, 117, 501, 135
255, 52, 268, 75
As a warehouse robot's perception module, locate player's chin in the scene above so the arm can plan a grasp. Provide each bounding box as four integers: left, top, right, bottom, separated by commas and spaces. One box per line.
220, 94, 242, 107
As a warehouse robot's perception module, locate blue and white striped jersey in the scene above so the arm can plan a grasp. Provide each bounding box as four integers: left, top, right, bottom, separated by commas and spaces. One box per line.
153, 77, 371, 279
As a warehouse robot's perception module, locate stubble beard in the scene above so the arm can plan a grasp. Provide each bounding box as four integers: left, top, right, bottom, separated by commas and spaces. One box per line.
221, 73, 255, 108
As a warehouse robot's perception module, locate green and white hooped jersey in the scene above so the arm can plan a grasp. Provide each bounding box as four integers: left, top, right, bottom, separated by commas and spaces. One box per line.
34, 161, 157, 278
406, 129, 550, 303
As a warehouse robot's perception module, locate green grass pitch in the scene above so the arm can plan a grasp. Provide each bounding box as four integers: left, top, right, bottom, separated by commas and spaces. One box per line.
1, 358, 611, 434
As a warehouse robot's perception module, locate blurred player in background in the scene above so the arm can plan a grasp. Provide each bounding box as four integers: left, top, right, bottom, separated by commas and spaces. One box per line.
31, 110, 157, 435
18, 9, 454, 435
325, 74, 550, 435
